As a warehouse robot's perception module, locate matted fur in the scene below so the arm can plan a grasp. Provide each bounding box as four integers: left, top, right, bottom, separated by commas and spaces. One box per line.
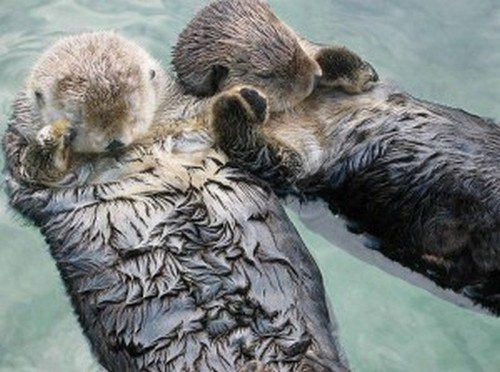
209, 83, 500, 316
172, 0, 500, 315
2, 32, 348, 371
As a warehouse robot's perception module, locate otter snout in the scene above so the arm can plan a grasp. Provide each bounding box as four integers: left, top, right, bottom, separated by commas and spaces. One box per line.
106, 139, 125, 152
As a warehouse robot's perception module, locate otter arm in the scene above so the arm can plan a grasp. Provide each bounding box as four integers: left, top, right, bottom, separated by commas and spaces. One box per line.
3, 93, 71, 187
210, 87, 304, 192
297, 38, 328, 58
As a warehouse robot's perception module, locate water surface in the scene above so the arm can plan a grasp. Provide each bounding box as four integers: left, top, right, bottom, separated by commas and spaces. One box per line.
0, 0, 499, 371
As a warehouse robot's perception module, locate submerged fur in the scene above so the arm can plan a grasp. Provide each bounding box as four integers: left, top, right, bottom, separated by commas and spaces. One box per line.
2, 33, 348, 371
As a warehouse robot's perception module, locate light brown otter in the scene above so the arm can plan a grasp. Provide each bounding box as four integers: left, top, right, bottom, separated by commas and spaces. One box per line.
172, 0, 377, 112
173, 0, 500, 315
3, 32, 349, 371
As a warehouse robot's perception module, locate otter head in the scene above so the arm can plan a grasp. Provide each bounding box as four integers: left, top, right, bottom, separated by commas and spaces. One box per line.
26, 31, 167, 153
172, 0, 322, 112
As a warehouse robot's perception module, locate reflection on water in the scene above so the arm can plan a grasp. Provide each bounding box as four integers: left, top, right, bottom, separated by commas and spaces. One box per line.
0, 0, 499, 371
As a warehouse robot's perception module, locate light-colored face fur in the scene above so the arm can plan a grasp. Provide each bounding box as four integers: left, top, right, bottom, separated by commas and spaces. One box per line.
26, 31, 167, 153
173, 0, 322, 112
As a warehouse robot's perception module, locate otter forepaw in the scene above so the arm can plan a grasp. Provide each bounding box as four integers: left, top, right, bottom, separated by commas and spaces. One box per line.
35, 120, 73, 172
36, 119, 73, 149
212, 86, 269, 127
315, 47, 378, 94
239, 88, 268, 124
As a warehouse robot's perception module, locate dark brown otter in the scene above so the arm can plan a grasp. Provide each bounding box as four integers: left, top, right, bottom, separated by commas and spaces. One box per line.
172, 0, 377, 112
172, 0, 500, 315
209, 83, 500, 316
2, 32, 349, 371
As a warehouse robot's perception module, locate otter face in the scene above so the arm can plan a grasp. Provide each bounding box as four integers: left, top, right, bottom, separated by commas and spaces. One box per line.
27, 32, 166, 154
173, 0, 322, 112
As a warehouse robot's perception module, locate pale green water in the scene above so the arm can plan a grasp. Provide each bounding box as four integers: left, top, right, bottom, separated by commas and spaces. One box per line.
0, 0, 499, 371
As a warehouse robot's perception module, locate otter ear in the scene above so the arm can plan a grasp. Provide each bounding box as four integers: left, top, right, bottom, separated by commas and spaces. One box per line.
189, 65, 229, 97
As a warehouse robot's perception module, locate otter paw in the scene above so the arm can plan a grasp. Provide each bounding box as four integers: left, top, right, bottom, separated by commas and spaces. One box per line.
36, 120, 73, 172
36, 119, 73, 149
315, 47, 378, 94
239, 88, 268, 124
212, 86, 268, 127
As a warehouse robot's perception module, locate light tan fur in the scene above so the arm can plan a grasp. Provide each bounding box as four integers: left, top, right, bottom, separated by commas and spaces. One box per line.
27, 31, 166, 154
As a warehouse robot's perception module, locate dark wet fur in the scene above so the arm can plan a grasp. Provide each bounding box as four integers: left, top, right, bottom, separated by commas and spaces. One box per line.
210, 84, 500, 315
2, 93, 349, 371
318, 92, 500, 312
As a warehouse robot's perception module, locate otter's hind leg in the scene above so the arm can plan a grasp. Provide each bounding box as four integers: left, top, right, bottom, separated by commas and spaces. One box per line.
210, 86, 303, 189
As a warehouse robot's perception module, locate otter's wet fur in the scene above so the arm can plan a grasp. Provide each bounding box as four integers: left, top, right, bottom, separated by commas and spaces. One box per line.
209, 83, 500, 315
2, 32, 348, 371
172, 0, 377, 112
173, 0, 500, 315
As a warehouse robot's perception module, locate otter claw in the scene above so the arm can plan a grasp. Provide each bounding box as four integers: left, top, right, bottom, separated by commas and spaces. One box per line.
212, 86, 268, 127
36, 125, 58, 146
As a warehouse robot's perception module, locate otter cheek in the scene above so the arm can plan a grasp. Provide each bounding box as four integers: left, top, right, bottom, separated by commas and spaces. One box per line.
72, 130, 106, 153
301, 57, 322, 97
267, 94, 287, 112
125, 120, 147, 145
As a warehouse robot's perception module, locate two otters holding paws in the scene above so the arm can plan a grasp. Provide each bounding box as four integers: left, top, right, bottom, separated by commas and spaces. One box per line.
3, 0, 500, 371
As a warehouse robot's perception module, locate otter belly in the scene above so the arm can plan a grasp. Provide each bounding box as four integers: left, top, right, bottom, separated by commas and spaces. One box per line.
7, 143, 348, 371
319, 86, 500, 315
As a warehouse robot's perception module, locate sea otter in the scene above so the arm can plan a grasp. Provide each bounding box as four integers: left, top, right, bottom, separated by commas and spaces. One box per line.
173, 1, 500, 314
2, 32, 349, 371
172, 0, 378, 111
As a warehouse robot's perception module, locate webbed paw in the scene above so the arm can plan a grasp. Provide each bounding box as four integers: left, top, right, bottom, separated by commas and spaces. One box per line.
315, 47, 378, 94
36, 119, 73, 171
211, 86, 269, 128
36, 119, 73, 149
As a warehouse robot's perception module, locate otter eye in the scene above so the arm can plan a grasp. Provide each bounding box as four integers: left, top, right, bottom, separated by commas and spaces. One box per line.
256, 71, 277, 80
150, 69, 156, 80
34, 91, 44, 107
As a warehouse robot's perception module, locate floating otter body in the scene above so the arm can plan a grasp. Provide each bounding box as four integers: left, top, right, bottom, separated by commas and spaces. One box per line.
2, 32, 348, 371
208, 83, 500, 315
174, 1, 500, 314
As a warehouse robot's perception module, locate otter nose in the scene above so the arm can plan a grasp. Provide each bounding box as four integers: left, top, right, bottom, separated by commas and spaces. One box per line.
106, 140, 125, 151
313, 74, 322, 90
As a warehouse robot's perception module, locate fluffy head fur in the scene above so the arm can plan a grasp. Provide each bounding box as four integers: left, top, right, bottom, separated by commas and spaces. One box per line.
27, 31, 167, 153
172, 0, 322, 112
